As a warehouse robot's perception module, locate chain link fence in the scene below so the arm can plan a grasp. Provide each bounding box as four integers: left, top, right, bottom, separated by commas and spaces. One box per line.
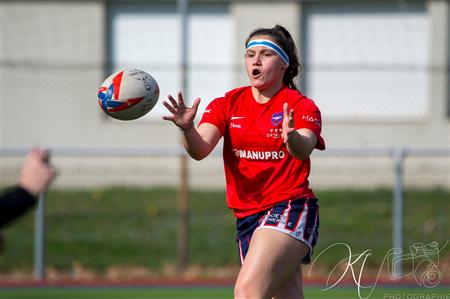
1, 0, 448, 281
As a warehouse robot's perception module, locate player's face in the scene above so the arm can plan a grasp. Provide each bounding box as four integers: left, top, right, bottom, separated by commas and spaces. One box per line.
245, 36, 288, 91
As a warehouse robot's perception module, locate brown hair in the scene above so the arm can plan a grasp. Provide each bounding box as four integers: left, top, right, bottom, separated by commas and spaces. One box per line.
245, 24, 301, 91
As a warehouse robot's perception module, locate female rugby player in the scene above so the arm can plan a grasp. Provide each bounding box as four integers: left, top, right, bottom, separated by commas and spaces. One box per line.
163, 24, 325, 299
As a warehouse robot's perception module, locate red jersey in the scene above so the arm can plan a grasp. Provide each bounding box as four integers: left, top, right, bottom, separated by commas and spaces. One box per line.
199, 86, 325, 218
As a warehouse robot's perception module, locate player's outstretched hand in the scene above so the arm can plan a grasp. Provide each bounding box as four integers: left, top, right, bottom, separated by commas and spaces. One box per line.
19, 147, 57, 197
282, 102, 295, 143
162, 92, 201, 131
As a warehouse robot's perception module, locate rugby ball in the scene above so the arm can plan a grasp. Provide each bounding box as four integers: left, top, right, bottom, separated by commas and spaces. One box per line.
97, 69, 159, 120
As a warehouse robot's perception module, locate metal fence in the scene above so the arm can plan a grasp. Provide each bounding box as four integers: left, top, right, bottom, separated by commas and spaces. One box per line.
1, 146, 448, 279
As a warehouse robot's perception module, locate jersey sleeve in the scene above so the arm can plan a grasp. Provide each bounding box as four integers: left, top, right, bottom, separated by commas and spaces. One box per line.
294, 99, 325, 150
198, 97, 227, 137
0, 186, 37, 228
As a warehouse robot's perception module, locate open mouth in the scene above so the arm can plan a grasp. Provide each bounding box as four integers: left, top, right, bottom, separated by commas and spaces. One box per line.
252, 69, 261, 77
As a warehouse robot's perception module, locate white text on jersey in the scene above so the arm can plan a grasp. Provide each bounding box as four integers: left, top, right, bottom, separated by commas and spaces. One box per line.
232, 149, 286, 160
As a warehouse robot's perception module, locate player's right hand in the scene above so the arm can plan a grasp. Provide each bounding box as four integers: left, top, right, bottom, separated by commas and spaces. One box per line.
19, 147, 56, 196
162, 91, 201, 132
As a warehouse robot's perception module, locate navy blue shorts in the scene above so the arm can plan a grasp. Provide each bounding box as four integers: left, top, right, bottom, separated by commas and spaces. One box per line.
236, 198, 319, 264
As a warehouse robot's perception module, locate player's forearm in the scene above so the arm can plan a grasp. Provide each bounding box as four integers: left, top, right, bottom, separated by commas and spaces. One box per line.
182, 127, 214, 161
286, 131, 315, 160
0, 186, 37, 228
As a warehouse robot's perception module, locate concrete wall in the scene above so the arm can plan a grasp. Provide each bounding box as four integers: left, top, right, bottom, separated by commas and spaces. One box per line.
231, 1, 301, 87
428, 0, 450, 145
302, 0, 449, 149
1, 0, 448, 190
1, 0, 181, 148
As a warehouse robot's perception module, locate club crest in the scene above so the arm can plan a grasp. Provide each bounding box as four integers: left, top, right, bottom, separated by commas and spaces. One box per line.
271, 112, 283, 126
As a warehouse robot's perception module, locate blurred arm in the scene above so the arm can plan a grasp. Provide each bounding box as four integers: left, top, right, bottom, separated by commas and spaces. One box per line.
0, 187, 37, 228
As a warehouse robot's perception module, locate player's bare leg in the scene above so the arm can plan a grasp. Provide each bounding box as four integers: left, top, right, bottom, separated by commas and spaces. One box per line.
273, 265, 304, 299
234, 228, 309, 299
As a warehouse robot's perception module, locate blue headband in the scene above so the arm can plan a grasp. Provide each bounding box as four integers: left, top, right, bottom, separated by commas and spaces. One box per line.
246, 39, 289, 65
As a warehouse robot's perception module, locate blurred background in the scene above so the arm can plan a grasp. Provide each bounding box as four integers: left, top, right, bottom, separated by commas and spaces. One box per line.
1, 0, 449, 284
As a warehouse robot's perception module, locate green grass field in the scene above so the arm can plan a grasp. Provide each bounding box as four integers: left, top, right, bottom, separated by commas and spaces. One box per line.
0, 187, 448, 278
0, 286, 449, 299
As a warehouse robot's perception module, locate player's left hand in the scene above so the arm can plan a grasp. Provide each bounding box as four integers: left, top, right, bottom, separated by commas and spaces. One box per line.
162, 91, 200, 132
282, 102, 295, 143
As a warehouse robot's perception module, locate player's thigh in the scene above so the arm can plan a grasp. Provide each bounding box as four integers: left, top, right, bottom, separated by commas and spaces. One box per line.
235, 228, 309, 297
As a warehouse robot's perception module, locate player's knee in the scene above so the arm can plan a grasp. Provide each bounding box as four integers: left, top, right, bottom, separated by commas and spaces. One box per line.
234, 278, 266, 299
272, 279, 304, 299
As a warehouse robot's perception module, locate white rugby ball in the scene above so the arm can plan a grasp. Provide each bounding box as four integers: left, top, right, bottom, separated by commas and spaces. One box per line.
97, 69, 159, 120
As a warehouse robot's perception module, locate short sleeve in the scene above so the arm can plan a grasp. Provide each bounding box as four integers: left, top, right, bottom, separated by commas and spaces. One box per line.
198, 97, 227, 137
294, 99, 325, 150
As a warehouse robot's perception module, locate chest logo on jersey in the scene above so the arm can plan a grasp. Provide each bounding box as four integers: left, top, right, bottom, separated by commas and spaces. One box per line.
229, 115, 245, 129
266, 128, 282, 139
232, 148, 286, 160
271, 112, 283, 126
